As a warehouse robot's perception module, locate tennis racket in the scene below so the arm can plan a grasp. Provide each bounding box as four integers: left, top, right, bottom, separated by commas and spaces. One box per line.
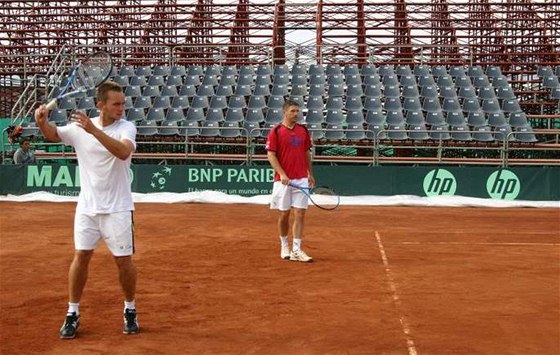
45, 51, 113, 110
289, 183, 340, 210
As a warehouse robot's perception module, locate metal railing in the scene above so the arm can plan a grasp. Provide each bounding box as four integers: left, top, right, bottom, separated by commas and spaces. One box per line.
5, 124, 558, 167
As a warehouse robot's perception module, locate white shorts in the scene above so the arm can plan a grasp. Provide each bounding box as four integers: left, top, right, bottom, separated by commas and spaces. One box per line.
270, 178, 309, 211
74, 211, 135, 256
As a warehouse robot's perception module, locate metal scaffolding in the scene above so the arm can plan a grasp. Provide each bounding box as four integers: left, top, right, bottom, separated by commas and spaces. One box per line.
1, 0, 559, 116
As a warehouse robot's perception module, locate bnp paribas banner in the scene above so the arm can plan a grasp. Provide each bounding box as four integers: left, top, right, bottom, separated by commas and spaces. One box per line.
0, 164, 558, 201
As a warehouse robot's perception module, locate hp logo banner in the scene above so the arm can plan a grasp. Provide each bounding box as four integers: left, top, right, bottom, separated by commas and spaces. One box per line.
423, 169, 457, 196
486, 170, 520, 200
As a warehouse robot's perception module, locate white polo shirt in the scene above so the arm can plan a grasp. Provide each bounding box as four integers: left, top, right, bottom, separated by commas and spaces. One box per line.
57, 117, 137, 214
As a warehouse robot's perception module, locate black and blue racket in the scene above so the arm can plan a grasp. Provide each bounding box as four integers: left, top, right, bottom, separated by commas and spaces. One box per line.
289, 183, 340, 210
45, 51, 113, 110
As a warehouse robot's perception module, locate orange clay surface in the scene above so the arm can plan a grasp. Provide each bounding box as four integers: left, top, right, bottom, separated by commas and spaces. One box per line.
1, 202, 559, 355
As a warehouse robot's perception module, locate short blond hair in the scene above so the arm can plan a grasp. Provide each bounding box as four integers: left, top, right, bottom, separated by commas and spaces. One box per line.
96, 80, 123, 103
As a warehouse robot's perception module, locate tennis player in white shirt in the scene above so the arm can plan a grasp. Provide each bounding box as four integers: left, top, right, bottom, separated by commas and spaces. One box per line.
35, 80, 139, 339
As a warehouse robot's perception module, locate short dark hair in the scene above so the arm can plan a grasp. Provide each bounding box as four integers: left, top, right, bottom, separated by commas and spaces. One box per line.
96, 80, 123, 103
19, 138, 30, 146
282, 99, 300, 111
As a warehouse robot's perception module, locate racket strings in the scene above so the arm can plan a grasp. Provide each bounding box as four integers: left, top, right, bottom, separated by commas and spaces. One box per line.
308, 187, 340, 210
74, 52, 112, 89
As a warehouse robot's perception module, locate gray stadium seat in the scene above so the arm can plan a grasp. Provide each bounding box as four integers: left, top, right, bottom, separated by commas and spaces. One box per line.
324, 123, 345, 140
325, 96, 343, 110
147, 75, 165, 86
267, 95, 284, 109
165, 108, 186, 123
345, 96, 364, 111
450, 125, 473, 141
422, 97, 442, 112
160, 85, 179, 97
158, 121, 180, 136
191, 96, 209, 109
154, 96, 171, 110
307, 96, 324, 110
345, 124, 367, 141
129, 75, 147, 86
170, 65, 187, 77
402, 85, 420, 98
346, 84, 364, 97
146, 108, 165, 122
205, 108, 225, 123
429, 124, 451, 141
184, 75, 202, 87
215, 85, 234, 97
366, 123, 387, 141
242, 121, 261, 138
467, 111, 486, 127
514, 125, 538, 143
224, 108, 244, 123
199, 121, 221, 137
363, 74, 381, 86
387, 124, 408, 140
228, 95, 247, 109
265, 108, 283, 124
142, 85, 161, 98
137, 119, 158, 137
248, 95, 267, 110
346, 110, 365, 124
494, 124, 515, 142
179, 121, 200, 137
237, 84, 255, 96
425, 111, 446, 126
386, 110, 405, 125
197, 84, 215, 97
360, 64, 377, 76
446, 111, 466, 127
209, 95, 228, 110
472, 125, 494, 142
304, 109, 324, 124
172, 95, 190, 109
126, 108, 146, 122
325, 109, 345, 124
408, 124, 430, 141
185, 107, 205, 122
365, 110, 385, 125
245, 108, 265, 123
135, 65, 152, 76
364, 84, 383, 97
509, 112, 529, 128
431, 65, 448, 78
487, 112, 508, 127
501, 99, 522, 114
220, 122, 242, 138
384, 97, 402, 111
406, 110, 425, 125
462, 98, 482, 113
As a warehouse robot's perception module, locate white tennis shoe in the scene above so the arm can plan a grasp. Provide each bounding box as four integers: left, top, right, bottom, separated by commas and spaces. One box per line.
281, 244, 290, 260
289, 249, 313, 262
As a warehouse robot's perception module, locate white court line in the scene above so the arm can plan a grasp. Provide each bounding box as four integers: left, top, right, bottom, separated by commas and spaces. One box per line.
375, 231, 418, 355
397, 241, 560, 247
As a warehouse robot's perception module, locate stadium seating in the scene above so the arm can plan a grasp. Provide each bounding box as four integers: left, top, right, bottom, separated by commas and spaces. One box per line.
40, 61, 547, 151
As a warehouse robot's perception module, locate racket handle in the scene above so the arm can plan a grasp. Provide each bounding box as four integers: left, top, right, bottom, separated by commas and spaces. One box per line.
45, 98, 57, 110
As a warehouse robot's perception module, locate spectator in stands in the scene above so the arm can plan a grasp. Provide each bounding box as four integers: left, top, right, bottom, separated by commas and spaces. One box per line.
34, 80, 139, 339
13, 138, 36, 164
266, 99, 315, 263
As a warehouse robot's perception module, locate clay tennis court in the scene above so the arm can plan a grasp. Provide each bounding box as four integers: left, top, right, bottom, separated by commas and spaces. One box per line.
1, 202, 559, 355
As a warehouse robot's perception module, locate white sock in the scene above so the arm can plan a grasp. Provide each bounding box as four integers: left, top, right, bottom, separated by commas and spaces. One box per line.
293, 238, 302, 251
67, 302, 79, 316
124, 300, 136, 311
280, 236, 289, 247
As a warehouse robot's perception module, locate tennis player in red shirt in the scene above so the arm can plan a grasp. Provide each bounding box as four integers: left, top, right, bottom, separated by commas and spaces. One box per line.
266, 99, 315, 262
